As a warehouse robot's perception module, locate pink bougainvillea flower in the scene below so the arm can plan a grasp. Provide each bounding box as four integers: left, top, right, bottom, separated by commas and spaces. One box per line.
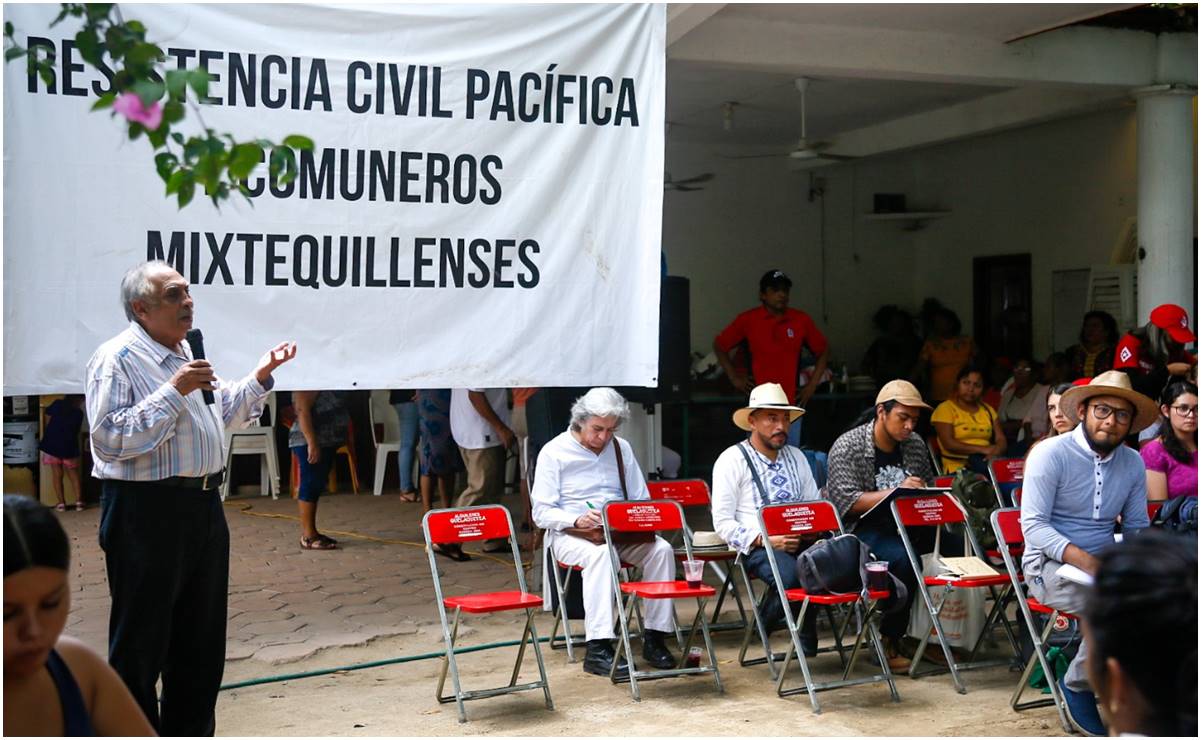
112, 92, 163, 131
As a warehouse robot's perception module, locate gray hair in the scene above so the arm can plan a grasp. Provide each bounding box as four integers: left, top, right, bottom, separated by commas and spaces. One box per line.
569, 387, 629, 431
120, 260, 173, 321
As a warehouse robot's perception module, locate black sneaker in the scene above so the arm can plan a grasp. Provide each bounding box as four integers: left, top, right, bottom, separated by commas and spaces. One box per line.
583, 639, 629, 678
641, 630, 677, 669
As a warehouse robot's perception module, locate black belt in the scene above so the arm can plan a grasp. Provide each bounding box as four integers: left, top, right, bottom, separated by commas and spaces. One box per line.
157, 470, 225, 491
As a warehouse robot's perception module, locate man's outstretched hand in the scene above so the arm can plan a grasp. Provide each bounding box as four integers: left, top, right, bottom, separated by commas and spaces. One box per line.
255, 341, 298, 384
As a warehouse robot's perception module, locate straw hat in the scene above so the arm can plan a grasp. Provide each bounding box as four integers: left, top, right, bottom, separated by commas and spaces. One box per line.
1057, 370, 1160, 433
732, 382, 804, 431
875, 379, 932, 410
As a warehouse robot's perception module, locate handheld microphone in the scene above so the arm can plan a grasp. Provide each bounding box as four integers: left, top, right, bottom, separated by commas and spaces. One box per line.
185, 328, 215, 405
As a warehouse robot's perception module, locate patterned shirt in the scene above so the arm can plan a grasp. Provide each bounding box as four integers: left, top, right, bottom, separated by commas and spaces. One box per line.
85, 321, 271, 480
711, 441, 820, 554
824, 421, 935, 522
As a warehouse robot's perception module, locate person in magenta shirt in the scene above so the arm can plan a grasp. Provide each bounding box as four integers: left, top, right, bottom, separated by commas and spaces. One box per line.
1141, 380, 1198, 501
713, 269, 830, 447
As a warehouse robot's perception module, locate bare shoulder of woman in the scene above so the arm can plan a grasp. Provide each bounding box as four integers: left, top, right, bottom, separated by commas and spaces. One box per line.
55, 636, 158, 736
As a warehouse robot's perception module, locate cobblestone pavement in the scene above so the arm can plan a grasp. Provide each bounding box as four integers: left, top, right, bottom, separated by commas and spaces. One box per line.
57, 489, 536, 666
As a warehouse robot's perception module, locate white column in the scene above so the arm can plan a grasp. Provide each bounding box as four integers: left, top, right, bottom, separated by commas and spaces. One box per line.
1135, 84, 1197, 321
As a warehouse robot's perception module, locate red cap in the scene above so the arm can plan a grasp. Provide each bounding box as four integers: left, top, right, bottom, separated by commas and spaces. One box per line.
1072, 377, 1093, 387
1150, 304, 1195, 344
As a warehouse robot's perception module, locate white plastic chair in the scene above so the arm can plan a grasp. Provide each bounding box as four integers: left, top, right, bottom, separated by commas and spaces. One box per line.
370, 390, 401, 496
220, 393, 279, 500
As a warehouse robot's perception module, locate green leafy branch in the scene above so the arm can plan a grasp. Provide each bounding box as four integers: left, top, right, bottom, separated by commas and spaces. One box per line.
4, 3, 314, 208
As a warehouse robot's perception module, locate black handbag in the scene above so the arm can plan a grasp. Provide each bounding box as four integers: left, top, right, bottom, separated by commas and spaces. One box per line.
795, 534, 871, 595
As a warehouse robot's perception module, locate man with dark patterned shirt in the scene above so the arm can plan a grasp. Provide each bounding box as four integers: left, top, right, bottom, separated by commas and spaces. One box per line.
825, 380, 935, 670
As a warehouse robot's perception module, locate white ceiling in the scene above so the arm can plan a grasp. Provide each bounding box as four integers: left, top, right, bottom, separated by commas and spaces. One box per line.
665, 3, 1149, 153
667, 61, 1003, 150
719, 3, 1138, 43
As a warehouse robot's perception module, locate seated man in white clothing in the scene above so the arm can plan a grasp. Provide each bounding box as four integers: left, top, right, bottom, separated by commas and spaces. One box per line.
711, 383, 823, 655
530, 388, 677, 678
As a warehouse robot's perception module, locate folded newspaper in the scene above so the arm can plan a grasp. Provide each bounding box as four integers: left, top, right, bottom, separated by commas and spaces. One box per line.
937, 556, 1002, 579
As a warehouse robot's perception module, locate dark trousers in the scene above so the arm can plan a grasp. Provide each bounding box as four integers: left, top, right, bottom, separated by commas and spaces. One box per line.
855, 521, 949, 640
744, 544, 817, 637
99, 480, 230, 736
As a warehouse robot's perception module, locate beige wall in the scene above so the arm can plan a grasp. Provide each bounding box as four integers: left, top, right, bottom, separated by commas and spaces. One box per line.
663, 106, 1138, 371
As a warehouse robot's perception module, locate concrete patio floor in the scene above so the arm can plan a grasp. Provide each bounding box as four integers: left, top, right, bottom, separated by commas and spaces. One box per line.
54, 488, 1069, 736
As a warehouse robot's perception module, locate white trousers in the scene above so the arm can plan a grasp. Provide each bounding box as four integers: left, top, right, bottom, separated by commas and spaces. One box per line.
549, 531, 676, 641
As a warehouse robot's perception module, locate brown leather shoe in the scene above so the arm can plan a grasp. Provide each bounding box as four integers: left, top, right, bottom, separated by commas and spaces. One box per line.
884, 638, 911, 672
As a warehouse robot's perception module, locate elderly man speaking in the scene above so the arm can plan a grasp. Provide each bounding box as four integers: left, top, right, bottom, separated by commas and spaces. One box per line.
86, 260, 296, 735
531, 388, 677, 678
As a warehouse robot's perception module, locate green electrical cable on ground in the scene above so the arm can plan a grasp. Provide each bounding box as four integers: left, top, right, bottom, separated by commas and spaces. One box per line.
219, 634, 581, 691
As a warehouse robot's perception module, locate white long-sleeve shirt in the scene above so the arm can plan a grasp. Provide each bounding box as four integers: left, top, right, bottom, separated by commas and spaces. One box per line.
711, 441, 821, 554
530, 429, 648, 532
85, 321, 270, 480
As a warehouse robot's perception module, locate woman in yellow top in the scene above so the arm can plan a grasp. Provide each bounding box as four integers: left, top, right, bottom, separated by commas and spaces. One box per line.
913, 308, 977, 404
931, 364, 1007, 473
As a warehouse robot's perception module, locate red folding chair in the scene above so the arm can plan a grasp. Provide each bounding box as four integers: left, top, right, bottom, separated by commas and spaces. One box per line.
926, 436, 944, 475
989, 458, 1025, 508
891, 492, 1020, 694
990, 508, 1074, 733
602, 500, 723, 701
1147, 501, 1164, 521
933, 475, 954, 488
647, 479, 749, 633
752, 501, 900, 713
423, 506, 552, 723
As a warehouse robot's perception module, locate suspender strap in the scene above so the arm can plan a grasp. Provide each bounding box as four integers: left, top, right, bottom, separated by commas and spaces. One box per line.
614, 440, 629, 500
737, 442, 771, 508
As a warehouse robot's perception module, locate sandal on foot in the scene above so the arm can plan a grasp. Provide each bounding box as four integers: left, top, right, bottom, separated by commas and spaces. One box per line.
398, 490, 419, 503
74, 501, 86, 511
432, 544, 471, 562
55, 503, 66, 512
300, 535, 338, 551
315, 533, 338, 546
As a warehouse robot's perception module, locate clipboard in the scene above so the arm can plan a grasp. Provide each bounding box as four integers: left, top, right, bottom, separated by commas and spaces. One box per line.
853, 486, 952, 528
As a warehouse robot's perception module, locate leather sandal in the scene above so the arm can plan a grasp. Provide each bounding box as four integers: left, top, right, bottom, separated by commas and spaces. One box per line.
300, 535, 338, 550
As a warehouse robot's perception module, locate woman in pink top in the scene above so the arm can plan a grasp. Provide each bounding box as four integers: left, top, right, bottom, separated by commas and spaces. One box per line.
1141, 380, 1197, 501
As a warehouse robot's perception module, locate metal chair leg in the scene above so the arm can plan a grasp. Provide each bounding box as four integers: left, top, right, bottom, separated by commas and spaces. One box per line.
526, 615, 555, 710
435, 607, 468, 722
736, 562, 780, 679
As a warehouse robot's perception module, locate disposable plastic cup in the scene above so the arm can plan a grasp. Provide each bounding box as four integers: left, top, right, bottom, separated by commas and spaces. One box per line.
866, 561, 889, 591
683, 559, 704, 588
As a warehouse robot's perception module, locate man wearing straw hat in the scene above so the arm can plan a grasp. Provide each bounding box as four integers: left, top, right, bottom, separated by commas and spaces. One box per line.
1020, 370, 1157, 736
711, 382, 823, 655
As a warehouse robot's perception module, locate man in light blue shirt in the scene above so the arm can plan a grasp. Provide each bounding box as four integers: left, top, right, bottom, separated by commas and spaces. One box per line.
1020, 371, 1157, 736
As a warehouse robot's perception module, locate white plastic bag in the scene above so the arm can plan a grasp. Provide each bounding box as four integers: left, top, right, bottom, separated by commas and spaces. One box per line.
907, 530, 986, 649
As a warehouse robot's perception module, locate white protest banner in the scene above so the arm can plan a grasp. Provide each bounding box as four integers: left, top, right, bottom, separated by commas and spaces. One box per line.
3, 3, 665, 393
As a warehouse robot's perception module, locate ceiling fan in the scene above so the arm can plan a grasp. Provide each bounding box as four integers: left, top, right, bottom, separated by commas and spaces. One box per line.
725, 77, 858, 166
787, 77, 856, 163
664, 172, 714, 192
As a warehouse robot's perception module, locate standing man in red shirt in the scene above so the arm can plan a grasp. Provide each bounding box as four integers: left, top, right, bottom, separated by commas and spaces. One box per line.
714, 269, 830, 448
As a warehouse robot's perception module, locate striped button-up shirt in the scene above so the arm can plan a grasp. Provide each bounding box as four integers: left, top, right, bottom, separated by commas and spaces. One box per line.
85, 322, 271, 481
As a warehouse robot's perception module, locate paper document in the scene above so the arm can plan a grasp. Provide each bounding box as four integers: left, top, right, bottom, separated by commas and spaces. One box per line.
938, 556, 1001, 579
1056, 563, 1095, 586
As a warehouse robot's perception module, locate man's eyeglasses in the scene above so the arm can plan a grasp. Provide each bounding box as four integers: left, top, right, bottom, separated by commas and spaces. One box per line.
1089, 403, 1132, 425
1169, 404, 1199, 417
